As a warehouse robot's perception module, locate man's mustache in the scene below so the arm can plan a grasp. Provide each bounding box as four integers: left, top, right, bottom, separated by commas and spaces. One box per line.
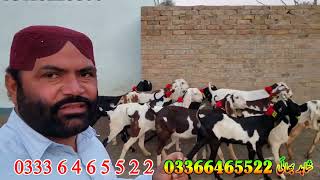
51, 96, 92, 114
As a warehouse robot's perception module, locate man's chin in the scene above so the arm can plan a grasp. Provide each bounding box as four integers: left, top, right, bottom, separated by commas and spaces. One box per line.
59, 114, 90, 128
63, 118, 87, 127
47, 121, 89, 138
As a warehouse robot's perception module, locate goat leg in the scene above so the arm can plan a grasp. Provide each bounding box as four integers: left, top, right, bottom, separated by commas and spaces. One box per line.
119, 137, 139, 159
256, 146, 272, 180
138, 133, 151, 156
164, 136, 180, 151
186, 139, 206, 160
270, 142, 286, 180
235, 144, 255, 178
227, 144, 238, 160
286, 123, 305, 160
306, 131, 320, 159
208, 141, 223, 180
157, 134, 170, 166
120, 127, 136, 152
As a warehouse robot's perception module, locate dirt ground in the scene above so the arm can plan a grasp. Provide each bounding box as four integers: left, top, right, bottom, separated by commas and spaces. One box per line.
94, 116, 319, 180
1, 112, 319, 179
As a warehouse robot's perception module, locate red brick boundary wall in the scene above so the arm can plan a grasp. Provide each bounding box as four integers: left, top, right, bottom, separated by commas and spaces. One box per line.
141, 6, 320, 102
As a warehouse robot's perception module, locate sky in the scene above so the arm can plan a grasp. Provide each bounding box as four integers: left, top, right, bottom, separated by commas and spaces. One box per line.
174, 0, 314, 5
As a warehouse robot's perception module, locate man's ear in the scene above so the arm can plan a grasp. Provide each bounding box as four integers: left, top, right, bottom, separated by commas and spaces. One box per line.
5, 73, 18, 106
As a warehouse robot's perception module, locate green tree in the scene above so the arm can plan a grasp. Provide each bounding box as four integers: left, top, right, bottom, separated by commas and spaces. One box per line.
154, 0, 175, 6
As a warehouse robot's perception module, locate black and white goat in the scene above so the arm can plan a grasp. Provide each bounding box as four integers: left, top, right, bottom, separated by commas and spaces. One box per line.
286, 100, 320, 160
187, 98, 301, 180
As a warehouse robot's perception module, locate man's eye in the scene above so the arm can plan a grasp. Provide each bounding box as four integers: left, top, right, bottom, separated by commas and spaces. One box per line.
43, 73, 59, 79
81, 72, 94, 78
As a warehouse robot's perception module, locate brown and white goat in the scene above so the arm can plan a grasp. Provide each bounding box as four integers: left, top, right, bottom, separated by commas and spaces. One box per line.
208, 82, 293, 114
164, 88, 205, 151
105, 88, 204, 160
120, 78, 189, 104
153, 105, 225, 166
119, 85, 173, 104
105, 103, 156, 159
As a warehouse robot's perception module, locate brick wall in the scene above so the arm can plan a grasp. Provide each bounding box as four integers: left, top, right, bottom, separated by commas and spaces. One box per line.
141, 6, 320, 103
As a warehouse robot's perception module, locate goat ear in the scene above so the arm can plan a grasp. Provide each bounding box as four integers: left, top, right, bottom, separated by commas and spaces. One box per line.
271, 83, 278, 89
129, 112, 141, 137
183, 90, 192, 108
211, 85, 218, 91
129, 118, 141, 137
225, 100, 234, 117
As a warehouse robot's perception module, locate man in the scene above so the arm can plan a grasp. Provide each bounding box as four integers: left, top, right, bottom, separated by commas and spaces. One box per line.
0, 26, 187, 180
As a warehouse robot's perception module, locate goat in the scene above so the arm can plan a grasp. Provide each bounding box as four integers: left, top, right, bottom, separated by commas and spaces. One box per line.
103, 84, 173, 146
110, 79, 188, 146
208, 82, 293, 113
118, 103, 157, 159
133, 79, 152, 92
119, 88, 169, 104
153, 105, 225, 166
213, 92, 299, 162
170, 78, 190, 101
163, 88, 205, 151
286, 100, 320, 160
121, 79, 188, 104
186, 98, 300, 180
95, 79, 153, 125
143, 87, 207, 146
105, 88, 205, 157
104, 103, 156, 158
202, 84, 218, 103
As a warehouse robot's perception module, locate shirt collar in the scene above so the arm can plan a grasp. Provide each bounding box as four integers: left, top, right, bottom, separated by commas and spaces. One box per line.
6, 109, 97, 160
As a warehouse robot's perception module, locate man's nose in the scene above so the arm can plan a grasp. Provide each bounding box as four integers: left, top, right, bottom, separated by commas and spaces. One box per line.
62, 76, 85, 96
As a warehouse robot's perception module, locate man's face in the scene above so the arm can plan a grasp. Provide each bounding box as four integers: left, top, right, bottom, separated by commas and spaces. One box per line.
15, 42, 98, 138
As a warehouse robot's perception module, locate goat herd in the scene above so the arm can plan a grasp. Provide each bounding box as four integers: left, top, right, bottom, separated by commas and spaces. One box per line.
95, 79, 319, 180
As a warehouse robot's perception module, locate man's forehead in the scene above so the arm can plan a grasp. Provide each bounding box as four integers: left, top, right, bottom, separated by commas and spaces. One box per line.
32, 41, 94, 71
